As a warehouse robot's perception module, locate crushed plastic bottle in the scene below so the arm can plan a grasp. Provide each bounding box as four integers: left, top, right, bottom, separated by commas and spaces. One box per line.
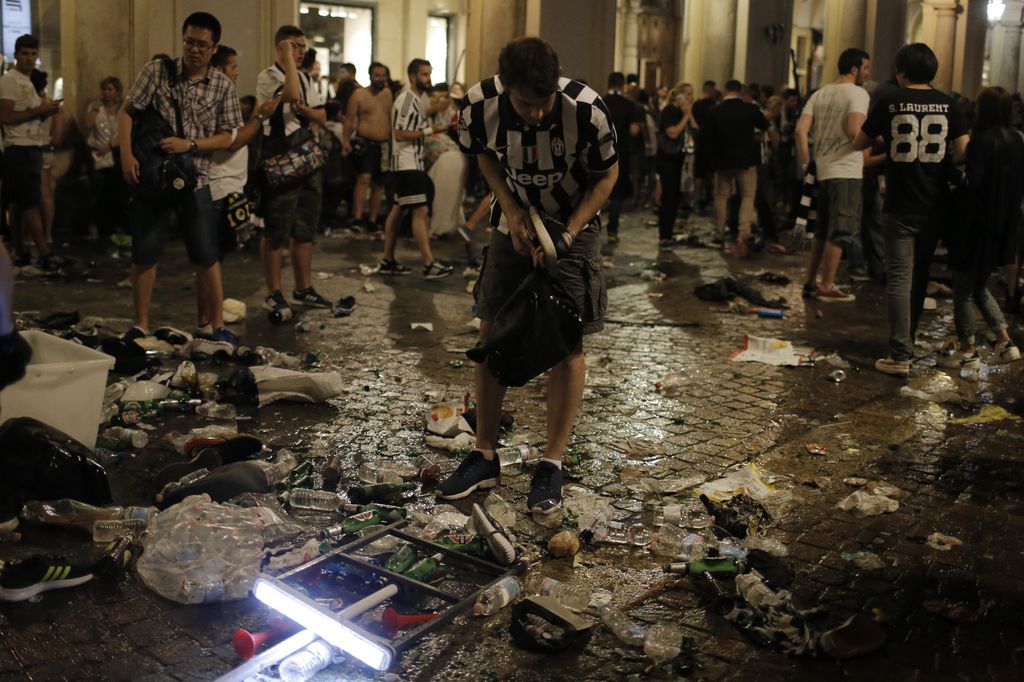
483, 492, 516, 529
599, 605, 647, 646
653, 502, 709, 530
357, 460, 417, 484
92, 518, 148, 542
594, 521, 651, 546
100, 426, 150, 449
181, 570, 255, 604
157, 468, 210, 503
644, 622, 683, 663
473, 576, 522, 615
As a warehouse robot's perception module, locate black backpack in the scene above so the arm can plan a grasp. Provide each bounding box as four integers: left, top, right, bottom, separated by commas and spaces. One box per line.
130, 58, 197, 203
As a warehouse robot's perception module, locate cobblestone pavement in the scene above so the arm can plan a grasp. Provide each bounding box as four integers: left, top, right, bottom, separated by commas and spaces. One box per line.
4, 207, 1024, 681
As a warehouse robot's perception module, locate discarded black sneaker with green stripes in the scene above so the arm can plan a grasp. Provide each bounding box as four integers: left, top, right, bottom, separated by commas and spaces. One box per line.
0, 555, 94, 602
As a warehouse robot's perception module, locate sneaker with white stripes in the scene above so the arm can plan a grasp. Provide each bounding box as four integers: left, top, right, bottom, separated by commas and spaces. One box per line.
423, 261, 454, 280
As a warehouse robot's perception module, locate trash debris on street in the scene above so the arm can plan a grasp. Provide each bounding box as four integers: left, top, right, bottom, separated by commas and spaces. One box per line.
729, 335, 816, 366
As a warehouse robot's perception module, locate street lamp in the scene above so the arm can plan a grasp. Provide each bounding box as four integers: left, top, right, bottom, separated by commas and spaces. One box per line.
989, 0, 1006, 23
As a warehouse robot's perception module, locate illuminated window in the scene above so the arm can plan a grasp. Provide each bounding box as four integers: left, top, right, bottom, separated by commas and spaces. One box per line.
426, 14, 451, 83
300, 2, 373, 88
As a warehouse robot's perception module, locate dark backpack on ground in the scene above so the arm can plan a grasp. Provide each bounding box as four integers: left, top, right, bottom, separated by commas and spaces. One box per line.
130, 58, 197, 204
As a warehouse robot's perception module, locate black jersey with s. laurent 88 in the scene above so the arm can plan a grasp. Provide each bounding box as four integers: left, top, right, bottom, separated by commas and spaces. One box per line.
458, 76, 618, 227
861, 86, 969, 216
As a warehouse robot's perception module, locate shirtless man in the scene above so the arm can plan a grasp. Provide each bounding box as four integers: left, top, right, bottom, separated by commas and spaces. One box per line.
343, 62, 392, 231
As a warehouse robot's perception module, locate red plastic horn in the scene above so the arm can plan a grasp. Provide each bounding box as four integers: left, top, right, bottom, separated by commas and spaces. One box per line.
382, 607, 437, 635
232, 620, 291, 660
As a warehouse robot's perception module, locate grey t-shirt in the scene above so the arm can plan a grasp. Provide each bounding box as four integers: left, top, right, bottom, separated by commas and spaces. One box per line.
803, 82, 869, 180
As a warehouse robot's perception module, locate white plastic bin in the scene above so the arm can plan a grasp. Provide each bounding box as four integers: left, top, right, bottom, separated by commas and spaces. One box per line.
0, 330, 116, 448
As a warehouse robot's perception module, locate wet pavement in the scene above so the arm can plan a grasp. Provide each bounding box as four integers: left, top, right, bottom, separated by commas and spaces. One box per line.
4, 207, 1024, 681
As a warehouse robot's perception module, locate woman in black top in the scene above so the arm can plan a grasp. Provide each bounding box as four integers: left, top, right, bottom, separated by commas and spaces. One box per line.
655, 85, 695, 248
947, 87, 1022, 368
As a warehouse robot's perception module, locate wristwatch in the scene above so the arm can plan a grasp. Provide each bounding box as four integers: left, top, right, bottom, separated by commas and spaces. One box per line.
254, 112, 266, 123
189, 139, 198, 154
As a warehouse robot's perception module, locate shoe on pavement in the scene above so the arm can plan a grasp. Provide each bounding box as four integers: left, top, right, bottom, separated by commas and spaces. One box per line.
658, 238, 680, 250
607, 233, 620, 245
292, 287, 332, 308
182, 337, 235, 360
39, 254, 69, 272
423, 261, 454, 280
436, 450, 500, 500
875, 357, 911, 377
263, 291, 293, 319
801, 282, 817, 299
212, 326, 240, 348
815, 286, 856, 303
152, 326, 193, 346
995, 340, 1021, 363
122, 325, 149, 343
195, 322, 214, 336
0, 555, 94, 602
378, 259, 411, 276
528, 460, 564, 515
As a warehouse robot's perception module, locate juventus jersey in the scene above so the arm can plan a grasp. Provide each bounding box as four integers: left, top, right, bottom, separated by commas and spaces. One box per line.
458, 76, 618, 226
391, 88, 431, 171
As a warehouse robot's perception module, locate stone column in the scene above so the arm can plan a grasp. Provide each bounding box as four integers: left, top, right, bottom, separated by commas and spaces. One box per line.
922, 0, 960, 91
614, 0, 638, 74
953, 0, 987, 96
989, 1, 1024, 91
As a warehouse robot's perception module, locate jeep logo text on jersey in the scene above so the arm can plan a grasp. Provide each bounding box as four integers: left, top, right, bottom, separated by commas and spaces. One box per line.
515, 171, 564, 187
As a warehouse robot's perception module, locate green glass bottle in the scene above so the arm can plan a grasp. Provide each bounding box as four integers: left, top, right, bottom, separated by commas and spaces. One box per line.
404, 552, 443, 582
347, 482, 416, 504
385, 544, 419, 573
341, 509, 384, 534
662, 557, 742, 575
435, 533, 489, 558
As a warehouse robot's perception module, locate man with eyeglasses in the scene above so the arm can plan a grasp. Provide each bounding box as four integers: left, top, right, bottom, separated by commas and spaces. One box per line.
256, 25, 332, 320
117, 12, 243, 348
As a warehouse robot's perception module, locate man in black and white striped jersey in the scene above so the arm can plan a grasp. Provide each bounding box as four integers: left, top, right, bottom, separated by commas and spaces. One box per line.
437, 37, 619, 515
378, 58, 453, 279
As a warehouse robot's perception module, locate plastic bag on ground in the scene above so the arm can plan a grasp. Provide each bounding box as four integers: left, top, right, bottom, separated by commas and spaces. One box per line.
695, 463, 775, 502
729, 335, 816, 367
249, 366, 344, 406
136, 494, 266, 604
836, 490, 898, 517
0, 417, 112, 519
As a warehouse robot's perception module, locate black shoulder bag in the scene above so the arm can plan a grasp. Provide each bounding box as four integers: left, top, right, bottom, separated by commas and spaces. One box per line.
131, 58, 198, 203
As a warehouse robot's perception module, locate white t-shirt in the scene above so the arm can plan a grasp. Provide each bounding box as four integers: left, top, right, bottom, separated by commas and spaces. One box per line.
209, 129, 248, 201
803, 82, 869, 180
255, 65, 321, 137
0, 69, 44, 148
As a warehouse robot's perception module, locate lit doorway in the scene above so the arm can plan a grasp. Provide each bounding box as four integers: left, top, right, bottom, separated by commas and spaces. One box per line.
299, 2, 374, 91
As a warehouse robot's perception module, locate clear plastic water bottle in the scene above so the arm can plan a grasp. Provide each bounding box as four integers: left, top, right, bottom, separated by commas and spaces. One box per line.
527, 576, 591, 612
196, 401, 237, 420
599, 605, 647, 646
473, 576, 522, 616
357, 461, 417, 484
735, 572, 785, 608
157, 468, 210, 501
92, 518, 148, 542
278, 639, 339, 682
102, 426, 149, 448
20, 500, 155, 532
496, 445, 540, 472
288, 489, 342, 512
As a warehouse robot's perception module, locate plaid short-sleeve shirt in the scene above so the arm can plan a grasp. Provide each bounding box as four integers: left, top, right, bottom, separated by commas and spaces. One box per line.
126, 58, 243, 187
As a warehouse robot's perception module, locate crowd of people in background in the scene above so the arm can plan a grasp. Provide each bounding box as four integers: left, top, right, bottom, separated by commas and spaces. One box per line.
0, 13, 1022, 380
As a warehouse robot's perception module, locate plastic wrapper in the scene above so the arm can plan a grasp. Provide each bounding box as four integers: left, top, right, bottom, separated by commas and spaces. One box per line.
136, 494, 266, 604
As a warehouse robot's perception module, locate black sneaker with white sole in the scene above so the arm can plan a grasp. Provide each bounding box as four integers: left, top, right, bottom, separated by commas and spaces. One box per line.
423, 261, 454, 280
292, 287, 332, 308
0, 555, 94, 602
437, 450, 500, 500
379, 259, 411, 276
528, 460, 564, 515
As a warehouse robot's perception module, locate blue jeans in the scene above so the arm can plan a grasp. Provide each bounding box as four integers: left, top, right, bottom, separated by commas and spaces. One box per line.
883, 213, 941, 360
952, 270, 1007, 345
130, 185, 221, 267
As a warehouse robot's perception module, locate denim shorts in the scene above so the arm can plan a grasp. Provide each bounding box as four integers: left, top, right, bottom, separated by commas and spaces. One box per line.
129, 185, 221, 267
475, 224, 607, 335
